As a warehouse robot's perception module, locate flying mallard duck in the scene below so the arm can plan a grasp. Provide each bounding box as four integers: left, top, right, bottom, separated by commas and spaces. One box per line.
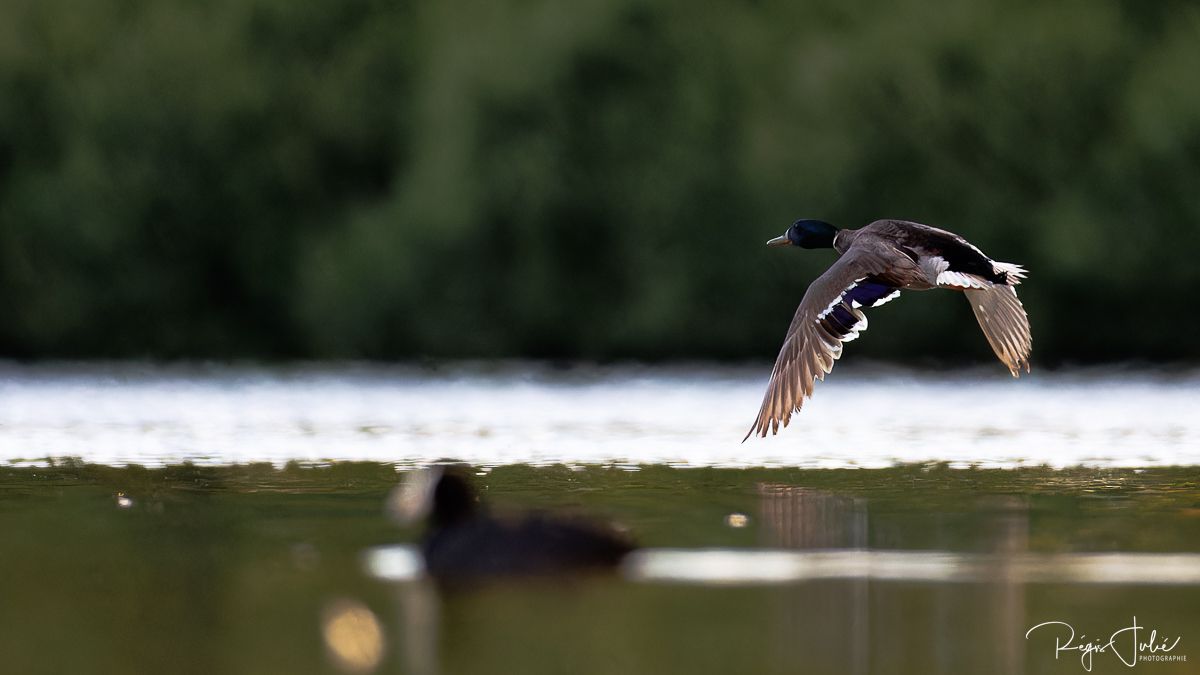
746, 219, 1032, 440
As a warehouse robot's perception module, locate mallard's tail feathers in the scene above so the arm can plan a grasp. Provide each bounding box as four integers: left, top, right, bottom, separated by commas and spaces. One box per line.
993, 261, 1027, 285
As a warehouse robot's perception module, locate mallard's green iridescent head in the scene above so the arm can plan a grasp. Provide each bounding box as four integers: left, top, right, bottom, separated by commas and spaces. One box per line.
766, 219, 839, 249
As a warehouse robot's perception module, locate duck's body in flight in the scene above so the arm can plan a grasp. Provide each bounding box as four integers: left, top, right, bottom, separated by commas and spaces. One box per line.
746, 218, 1032, 440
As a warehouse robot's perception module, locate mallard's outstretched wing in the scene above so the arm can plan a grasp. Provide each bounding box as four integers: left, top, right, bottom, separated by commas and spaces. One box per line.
965, 285, 1032, 377
745, 247, 910, 440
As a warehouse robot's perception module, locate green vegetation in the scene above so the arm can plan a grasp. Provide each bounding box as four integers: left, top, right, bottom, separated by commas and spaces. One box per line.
2, 0, 1199, 362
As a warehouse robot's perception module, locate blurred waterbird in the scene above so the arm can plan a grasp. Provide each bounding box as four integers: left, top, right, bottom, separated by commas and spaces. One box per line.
747, 219, 1032, 439
390, 466, 635, 582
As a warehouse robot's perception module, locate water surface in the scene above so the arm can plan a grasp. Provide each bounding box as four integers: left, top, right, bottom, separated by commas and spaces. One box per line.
2, 362, 1198, 467
2, 364, 1197, 674
2, 462, 1198, 675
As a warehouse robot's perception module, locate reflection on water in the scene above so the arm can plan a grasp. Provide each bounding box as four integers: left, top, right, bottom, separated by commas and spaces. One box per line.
365, 470, 1200, 675
759, 487, 869, 675
2, 462, 1198, 675
2, 362, 1200, 467
397, 581, 441, 675
759, 485, 868, 548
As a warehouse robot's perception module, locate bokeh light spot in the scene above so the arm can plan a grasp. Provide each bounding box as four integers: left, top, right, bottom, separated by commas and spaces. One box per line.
322, 598, 385, 673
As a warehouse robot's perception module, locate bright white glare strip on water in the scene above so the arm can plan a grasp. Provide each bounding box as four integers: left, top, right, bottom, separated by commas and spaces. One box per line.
367, 545, 426, 580
1, 362, 1199, 468
625, 550, 1200, 586
363, 545, 1200, 586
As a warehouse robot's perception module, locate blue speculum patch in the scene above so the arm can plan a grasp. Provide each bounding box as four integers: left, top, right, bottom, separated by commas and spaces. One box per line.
824, 305, 860, 335
844, 281, 897, 308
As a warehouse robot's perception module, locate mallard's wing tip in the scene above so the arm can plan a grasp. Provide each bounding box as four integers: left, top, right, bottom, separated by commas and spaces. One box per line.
742, 421, 768, 442
964, 285, 1032, 380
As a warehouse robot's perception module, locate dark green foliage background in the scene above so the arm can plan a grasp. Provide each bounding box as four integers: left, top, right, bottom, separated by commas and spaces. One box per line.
2, 0, 1198, 363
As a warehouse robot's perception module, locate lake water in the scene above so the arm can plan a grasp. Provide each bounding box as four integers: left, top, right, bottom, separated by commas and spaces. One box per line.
2, 362, 1198, 467
1, 363, 1198, 675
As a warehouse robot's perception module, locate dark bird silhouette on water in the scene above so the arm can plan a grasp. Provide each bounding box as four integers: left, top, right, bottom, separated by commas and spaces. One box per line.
746, 219, 1032, 440
392, 466, 635, 582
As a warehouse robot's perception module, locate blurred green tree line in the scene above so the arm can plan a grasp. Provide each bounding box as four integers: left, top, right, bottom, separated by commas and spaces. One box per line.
2, 0, 1198, 363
